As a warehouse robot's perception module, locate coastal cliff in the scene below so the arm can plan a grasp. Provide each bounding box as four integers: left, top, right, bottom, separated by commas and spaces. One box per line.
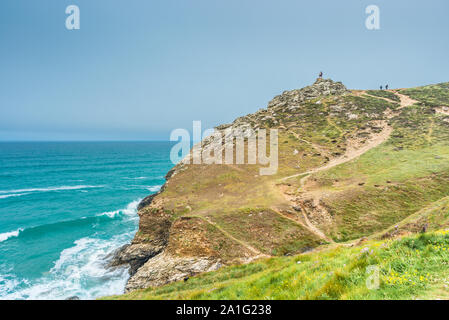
111, 79, 449, 292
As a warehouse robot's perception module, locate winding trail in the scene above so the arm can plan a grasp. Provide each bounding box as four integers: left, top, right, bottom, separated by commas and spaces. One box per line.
298, 207, 333, 243
193, 215, 269, 258
280, 91, 417, 184
394, 92, 419, 109
271, 207, 333, 243
276, 91, 419, 245
281, 120, 392, 184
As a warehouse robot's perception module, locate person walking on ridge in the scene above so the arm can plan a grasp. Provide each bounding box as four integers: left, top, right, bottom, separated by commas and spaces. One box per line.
380, 85, 383, 90
319, 71, 323, 79
386, 84, 389, 90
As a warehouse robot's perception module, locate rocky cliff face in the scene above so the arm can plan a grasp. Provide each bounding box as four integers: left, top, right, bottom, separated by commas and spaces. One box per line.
217, 78, 349, 131
109, 79, 360, 291
111, 79, 449, 292
267, 78, 349, 109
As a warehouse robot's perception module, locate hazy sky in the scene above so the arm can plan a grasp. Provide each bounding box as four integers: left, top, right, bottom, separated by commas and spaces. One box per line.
1, 0, 448, 141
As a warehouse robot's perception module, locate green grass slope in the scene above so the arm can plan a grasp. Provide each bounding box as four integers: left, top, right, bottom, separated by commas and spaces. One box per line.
108, 230, 449, 300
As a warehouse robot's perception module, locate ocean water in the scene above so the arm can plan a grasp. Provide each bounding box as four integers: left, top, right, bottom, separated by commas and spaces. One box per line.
0, 142, 173, 300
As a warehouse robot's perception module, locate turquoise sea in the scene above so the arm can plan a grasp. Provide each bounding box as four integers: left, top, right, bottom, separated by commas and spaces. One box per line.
0, 142, 173, 300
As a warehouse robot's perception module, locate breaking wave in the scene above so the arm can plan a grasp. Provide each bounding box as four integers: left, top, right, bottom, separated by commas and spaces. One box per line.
0, 229, 24, 243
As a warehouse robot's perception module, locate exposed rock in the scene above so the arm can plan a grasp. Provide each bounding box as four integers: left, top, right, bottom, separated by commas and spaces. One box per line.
125, 252, 222, 292
109, 243, 164, 276
110, 198, 172, 276
137, 193, 157, 211
138, 183, 167, 211
209, 78, 348, 138
435, 106, 449, 115
267, 78, 349, 109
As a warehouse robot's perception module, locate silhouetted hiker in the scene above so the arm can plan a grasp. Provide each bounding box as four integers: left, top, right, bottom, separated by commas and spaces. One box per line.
380, 85, 383, 90
386, 84, 389, 90
319, 71, 323, 79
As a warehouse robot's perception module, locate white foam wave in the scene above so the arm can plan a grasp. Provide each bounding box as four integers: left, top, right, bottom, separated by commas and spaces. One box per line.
0, 185, 103, 195
98, 199, 141, 218
123, 176, 147, 180
1, 236, 132, 300
0, 193, 29, 200
0, 229, 24, 242
0, 272, 24, 297
0, 199, 140, 300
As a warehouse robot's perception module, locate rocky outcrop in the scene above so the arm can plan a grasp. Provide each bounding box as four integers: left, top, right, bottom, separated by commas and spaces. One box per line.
109, 243, 163, 276
113, 200, 259, 291
125, 252, 222, 292
137, 194, 157, 211
110, 197, 172, 276
215, 78, 348, 132
267, 78, 348, 109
